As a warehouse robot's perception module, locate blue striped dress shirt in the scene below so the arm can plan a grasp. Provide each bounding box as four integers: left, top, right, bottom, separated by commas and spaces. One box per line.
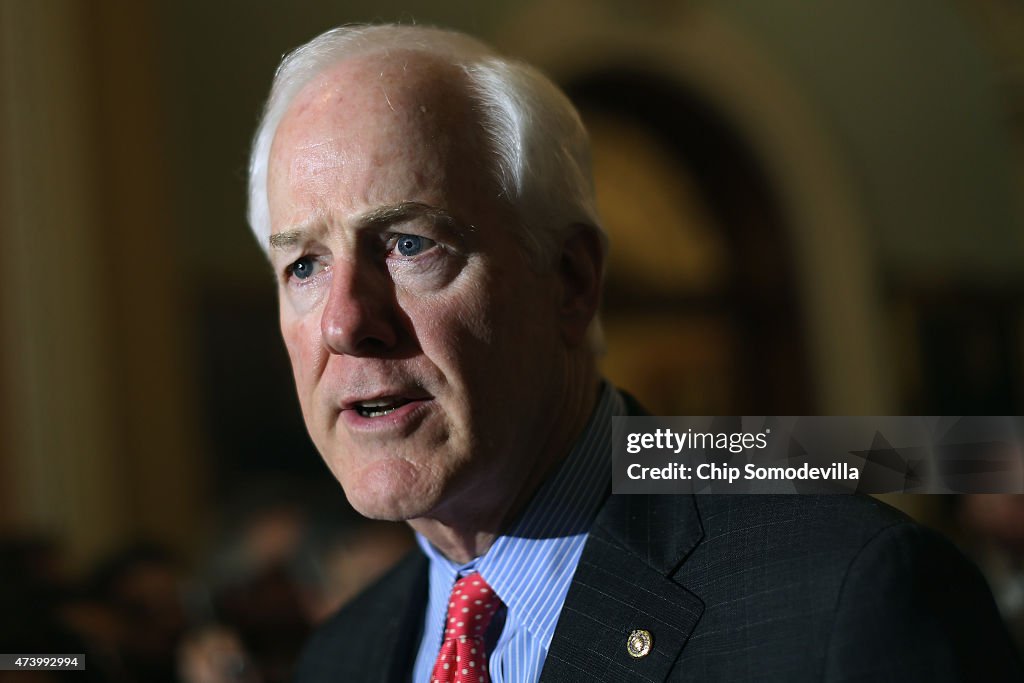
411, 384, 623, 683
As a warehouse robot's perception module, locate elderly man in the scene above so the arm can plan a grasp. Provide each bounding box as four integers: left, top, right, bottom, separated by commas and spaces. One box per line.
248, 24, 1021, 683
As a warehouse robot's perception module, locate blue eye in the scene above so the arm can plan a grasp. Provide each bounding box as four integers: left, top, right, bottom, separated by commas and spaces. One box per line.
289, 256, 316, 280
396, 234, 425, 256
392, 234, 436, 257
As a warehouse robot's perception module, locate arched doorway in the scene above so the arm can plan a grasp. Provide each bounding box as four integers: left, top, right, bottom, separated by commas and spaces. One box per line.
568, 70, 813, 414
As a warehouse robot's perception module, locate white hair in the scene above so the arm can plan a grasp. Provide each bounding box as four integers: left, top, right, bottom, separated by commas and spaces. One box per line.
247, 23, 604, 265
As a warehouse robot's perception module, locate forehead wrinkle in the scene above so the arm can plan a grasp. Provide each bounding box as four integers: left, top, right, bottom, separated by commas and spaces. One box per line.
296, 139, 335, 151
286, 144, 348, 186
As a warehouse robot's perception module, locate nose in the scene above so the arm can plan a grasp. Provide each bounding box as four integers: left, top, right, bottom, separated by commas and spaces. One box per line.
320, 258, 400, 356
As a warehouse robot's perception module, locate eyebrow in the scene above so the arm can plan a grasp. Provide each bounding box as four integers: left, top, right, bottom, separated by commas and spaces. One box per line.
268, 201, 461, 250
268, 229, 307, 250
357, 201, 458, 230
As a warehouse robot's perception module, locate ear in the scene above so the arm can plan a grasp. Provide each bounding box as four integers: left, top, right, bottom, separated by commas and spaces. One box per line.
557, 224, 605, 346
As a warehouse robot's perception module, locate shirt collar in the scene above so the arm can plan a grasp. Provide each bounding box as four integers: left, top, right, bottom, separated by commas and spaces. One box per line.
416, 382, 623, 649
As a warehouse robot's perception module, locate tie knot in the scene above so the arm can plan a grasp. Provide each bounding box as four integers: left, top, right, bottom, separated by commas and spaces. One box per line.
444, 573, 500, 641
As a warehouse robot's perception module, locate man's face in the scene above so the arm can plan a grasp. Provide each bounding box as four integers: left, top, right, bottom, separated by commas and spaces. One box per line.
266, 56, 569, 522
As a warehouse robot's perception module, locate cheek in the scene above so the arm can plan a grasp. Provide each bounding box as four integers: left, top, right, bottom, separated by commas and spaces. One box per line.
408, 276, 495, 356
281, 313, 326, 390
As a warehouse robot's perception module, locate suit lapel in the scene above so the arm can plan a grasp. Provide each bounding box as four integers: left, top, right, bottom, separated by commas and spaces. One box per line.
379, 553, 429, 683
540, 493, 705, 682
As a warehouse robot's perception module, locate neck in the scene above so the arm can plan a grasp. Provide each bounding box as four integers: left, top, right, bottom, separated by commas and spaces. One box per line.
410, 357, 600, 564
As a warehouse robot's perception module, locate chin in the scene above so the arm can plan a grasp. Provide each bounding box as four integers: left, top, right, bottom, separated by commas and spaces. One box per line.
345, 488, 437, 522
337, 457, 443, 522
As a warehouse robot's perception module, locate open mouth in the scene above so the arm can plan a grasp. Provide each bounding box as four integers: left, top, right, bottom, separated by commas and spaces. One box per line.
354, 397, 413, 418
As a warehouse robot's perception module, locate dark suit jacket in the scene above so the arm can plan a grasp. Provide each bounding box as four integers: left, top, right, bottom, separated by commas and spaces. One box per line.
296, 397, 1023, 681
295, 494, 1022, 682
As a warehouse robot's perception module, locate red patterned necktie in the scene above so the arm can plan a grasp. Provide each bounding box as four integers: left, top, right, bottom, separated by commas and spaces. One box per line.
430, 572, 501, 683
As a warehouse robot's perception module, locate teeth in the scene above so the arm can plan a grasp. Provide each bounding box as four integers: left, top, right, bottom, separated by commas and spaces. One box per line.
355, 397, 410, 418
358, 405, 397, 418
360, 399, 395, 408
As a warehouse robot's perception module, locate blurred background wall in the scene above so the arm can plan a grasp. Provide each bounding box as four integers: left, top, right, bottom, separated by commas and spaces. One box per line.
1, 0, 1023, 677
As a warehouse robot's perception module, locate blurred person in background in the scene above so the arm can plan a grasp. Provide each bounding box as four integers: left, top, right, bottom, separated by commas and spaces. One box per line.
89, 543, 187, 683
247, 22, 1022, 682
292, 519, 413, 625
959, 495, 1024, 649
177, 624, 260, 683
182, 486, 410, 682
0, 536, 191, 683
192, 498, 311, 683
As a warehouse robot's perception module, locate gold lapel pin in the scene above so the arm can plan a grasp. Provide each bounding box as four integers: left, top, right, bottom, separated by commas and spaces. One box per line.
627, 629, 653, 658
